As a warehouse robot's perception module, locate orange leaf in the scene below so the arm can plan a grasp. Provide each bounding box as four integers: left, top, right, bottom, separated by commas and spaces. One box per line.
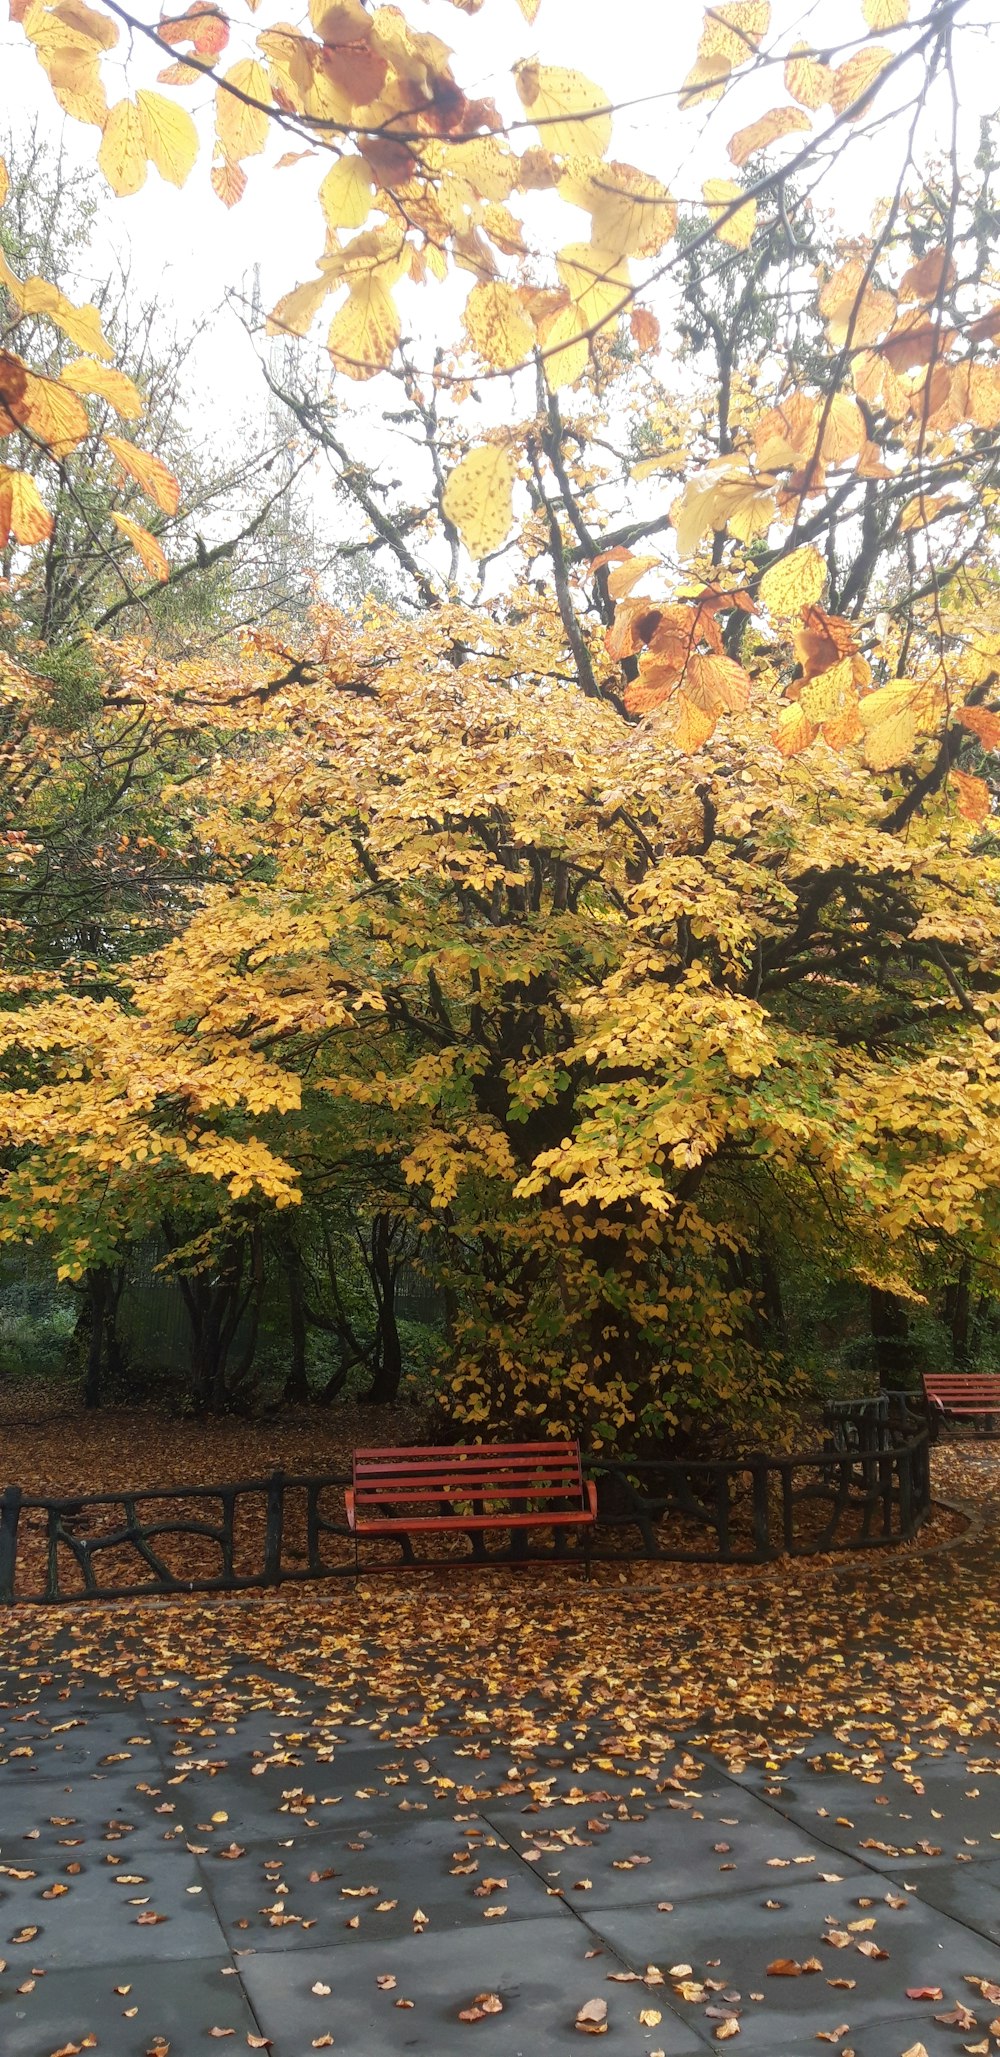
951, 768, 990, 825
957, 703, 1000, 750
111, 510, 170, 581
211, 159, 247, 207
105, 435, 181, 513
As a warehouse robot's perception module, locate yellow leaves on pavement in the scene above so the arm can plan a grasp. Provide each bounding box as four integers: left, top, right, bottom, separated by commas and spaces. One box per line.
326, 276, 400, 379
758, 545, 826, 617
513, 62, 613, 160
442, 443, 517, 558
104, 435, 181, 515
60, 359, 142, 420
702, 180, 757, 249
463, 280, 535, 370
111, 510, 170, 583
0, 468, 54, 547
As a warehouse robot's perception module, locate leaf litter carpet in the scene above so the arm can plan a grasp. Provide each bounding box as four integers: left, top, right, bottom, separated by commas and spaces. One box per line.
1, 1443, 999, 2055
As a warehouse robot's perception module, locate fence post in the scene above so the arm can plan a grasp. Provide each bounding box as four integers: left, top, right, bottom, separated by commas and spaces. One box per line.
0, 1486, 22, 1603
263, 1471, 285, 1586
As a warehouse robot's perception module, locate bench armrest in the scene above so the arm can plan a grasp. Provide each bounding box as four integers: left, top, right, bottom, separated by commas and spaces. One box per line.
584, 1477, 599, 1521
344, 1486, 356, 1531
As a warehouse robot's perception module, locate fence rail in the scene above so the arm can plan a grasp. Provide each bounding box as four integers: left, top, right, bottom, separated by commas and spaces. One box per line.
0, 1404, 933, 1602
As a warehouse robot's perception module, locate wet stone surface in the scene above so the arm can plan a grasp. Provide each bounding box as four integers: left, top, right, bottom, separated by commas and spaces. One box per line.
2, 1675, 1000, 2054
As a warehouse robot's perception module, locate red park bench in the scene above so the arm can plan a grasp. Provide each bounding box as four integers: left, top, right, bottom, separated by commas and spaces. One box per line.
923, 1371, 1000, 1434
344, 1440, 598, 1575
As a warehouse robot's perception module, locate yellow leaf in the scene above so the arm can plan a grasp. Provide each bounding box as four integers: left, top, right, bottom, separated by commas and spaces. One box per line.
98, 99, 146, 197
267, 274, 335, 337
702, 179, 756, 249
672, 462, 775, 557
728, 105, 811, 167
464, 280, 534, 370
22, 370, 90, 456
50, 0, 117, 50
830, 46, 892, 117
857, 678, 938, 769
111, 510, 169, 581
136, 89, 197, 187
47, 46, 108, 126
50, 297, 113, 358
556, 243, 630, 332
557, 158, 676, 258
863, 0, 908, 22
513, 62, 612, 160
784, 43, 833, 108
105, 435, 181, 514
442, 443, 517, 557
216, 60, 271, 162
515, 0, 541, 19
538, 305, 589, 391
818, 392, 866, 463
800, 656, 854, 723
326, 277, 400, 378
211, 159, 247, 208
670, 692, 717, 749
310, 0, 372, 41
319, 154, 374, 232
758, 544, 826, 616
774, 700, 816, 757
606, 554, 659, 600
818, 261, 895, 348
698, 1, 770, 66
679, 52, 731, 109
0, 158, 9, 209
0, 467, 54, 546
950, 767, 990, 825
60, 359, 142, 419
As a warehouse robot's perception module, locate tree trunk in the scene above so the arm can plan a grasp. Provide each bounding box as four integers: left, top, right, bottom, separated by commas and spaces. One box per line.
870, 1287, 915, 1385
946, 1257, 972, 1366
281, 1235, 310, 1405
362, 1212, 403, 1404
83, 1265, 109, 1409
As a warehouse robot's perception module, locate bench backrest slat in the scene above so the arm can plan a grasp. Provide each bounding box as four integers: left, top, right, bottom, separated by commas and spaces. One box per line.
352, 1441, 586, 1507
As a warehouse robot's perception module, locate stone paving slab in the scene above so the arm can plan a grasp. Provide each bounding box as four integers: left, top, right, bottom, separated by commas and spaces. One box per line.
582, 1866, 1000, 2053
0, 1951, 260, 2056
236, 1915, 709, 2056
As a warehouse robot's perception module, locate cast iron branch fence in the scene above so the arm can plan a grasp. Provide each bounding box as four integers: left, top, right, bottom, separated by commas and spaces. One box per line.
0, 1397, 932, 1603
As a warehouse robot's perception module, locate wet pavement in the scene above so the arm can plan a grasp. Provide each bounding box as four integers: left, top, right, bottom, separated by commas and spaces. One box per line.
2, 1666, 1000, 2055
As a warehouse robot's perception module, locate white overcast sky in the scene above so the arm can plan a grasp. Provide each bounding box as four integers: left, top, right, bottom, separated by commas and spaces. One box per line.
2, 0, 999, 553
